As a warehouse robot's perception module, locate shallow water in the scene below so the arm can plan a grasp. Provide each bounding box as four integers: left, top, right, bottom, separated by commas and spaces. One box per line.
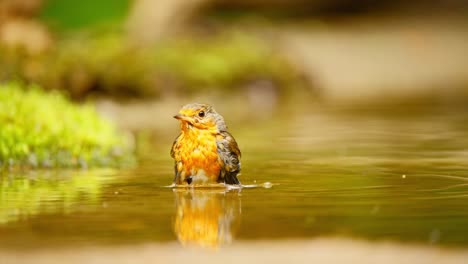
1, 105, 468, 249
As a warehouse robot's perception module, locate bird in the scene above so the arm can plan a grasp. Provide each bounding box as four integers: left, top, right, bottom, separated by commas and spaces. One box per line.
171, 103, 241, 186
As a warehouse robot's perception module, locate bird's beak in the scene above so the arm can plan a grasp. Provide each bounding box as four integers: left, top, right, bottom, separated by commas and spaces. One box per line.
174, 114, 193, 123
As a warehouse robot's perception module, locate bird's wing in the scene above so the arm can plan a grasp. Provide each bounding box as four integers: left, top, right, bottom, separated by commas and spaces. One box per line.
171, 134, 182, 182
216, 131, 241, 185
170, 134, 178, 158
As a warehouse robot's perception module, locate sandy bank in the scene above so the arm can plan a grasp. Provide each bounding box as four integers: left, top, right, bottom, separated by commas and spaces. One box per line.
2, 238, 467, 264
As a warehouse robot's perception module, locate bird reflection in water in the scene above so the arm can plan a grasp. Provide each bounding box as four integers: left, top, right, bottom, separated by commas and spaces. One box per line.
173, 188, 241, 248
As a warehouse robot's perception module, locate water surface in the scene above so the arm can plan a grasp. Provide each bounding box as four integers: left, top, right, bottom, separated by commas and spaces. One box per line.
1, 105, 468, 249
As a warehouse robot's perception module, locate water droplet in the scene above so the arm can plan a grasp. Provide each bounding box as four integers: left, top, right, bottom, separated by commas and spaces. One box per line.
402, 174, 406, 179
371, 205, 380, 215
429, 229, 441, 244
305, 216, 316, 225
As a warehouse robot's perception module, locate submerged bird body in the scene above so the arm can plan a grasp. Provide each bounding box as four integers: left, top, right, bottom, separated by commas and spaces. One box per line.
171, 103, 241, 185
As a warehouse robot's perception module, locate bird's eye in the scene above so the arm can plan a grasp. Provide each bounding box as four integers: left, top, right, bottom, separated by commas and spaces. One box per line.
198, 111, 205, 118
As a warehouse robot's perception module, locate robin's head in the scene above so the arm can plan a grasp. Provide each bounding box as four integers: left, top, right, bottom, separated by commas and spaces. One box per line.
174, 103, 227, 132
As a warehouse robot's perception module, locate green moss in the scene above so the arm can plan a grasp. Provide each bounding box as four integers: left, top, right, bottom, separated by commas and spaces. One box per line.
0, 82, 132, 169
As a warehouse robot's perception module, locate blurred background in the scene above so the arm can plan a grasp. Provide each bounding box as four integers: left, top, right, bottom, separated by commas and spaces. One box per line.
1, 0, 468, 112
2, 1, 468, 263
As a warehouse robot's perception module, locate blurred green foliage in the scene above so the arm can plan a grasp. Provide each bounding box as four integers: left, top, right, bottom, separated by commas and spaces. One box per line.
40, 0, 130, 30
0, 82, 132, 169
0, 31, 306, 99
152, 32, 301, 93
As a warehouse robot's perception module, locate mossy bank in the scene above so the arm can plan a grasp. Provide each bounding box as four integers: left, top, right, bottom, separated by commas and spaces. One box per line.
0, 82, 133, 169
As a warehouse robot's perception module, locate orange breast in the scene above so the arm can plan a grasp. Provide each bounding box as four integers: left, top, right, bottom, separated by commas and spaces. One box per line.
176, 130, 221, 183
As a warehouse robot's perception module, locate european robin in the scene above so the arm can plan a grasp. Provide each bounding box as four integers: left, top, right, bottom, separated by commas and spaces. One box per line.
171, 103, 241, 185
